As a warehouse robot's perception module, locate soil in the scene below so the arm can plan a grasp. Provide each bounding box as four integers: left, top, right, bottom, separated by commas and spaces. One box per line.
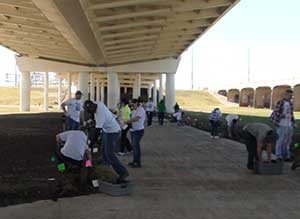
0, 113, 96, 207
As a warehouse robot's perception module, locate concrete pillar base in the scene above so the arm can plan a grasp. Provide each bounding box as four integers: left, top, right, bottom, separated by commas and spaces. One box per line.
44, 72, 49, 111
67, 73, 72, 99
78, 72, 89, 103
153, 80, 157, 106
159, 74, 164, 101
165, 74, 175, 113
57, 77, 63, 109
19, 71, 31, 112
107, 72, 120, 110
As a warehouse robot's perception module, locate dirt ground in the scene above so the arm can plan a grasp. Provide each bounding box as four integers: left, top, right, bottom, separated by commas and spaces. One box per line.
0, 113, 80, 207
2, 122, 300, 218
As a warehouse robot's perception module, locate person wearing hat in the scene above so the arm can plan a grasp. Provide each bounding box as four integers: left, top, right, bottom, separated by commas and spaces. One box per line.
61, 91, 83, 130
83, 100, 129, 182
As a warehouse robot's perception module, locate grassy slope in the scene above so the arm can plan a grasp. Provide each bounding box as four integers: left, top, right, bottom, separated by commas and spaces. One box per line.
0, 87, 62, 114
176, 90, 299, 118
0, 87, 59, 105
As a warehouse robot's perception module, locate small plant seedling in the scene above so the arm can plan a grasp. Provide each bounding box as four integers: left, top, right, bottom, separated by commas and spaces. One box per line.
57, 163, 65, 171
294, 143, 299, 149
50, 155, 56, 162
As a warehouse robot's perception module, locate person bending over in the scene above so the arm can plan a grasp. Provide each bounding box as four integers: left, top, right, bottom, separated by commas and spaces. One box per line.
83, 100, 129, 182
55, 128, 92, 167
225, 114, 240, 138
234, 123, 278, 170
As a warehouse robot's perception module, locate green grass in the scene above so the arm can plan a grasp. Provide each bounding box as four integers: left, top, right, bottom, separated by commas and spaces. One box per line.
0, 87, 61, 114
0, 87, 61, 106
176, 90, 300, 118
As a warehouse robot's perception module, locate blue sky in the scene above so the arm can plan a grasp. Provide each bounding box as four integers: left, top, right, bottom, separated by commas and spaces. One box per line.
1, 0, 300, 89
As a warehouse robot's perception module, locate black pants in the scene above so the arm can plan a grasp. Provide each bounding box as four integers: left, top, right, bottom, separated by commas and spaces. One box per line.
55, 145, 82, 167
158, 112, 165, 125
88, 128, 101, 149
120, 126, 132, 153
210, 120, 220, 137
147, 111, 153, 126
241, 130, 258, 169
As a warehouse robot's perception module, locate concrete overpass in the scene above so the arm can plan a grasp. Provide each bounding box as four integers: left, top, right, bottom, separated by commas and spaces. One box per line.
0, 0, 239, 112
217, 78, 300, 111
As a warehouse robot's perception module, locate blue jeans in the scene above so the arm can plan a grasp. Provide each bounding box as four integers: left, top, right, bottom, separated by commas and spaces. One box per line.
276, 126, 293, 159
131, 129, 144, 165
102, 132, 128, 177
210, 120, 220, 137
66, 117, 80, 130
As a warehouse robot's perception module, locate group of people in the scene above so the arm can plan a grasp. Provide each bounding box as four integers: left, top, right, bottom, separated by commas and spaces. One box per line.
56, 92, 166, 183
55, 87, 297, 181
209, 89, 297, 170
56, 93, 171, 183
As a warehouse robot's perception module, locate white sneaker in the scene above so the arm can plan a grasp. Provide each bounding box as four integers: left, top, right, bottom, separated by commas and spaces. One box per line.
210, 136, 214, 139
117, 152, 125, 156
215, 136, 220, 139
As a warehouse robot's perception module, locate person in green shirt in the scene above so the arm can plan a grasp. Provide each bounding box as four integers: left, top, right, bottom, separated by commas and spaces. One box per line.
118, 98, 133, 156
157, 100, 166, 126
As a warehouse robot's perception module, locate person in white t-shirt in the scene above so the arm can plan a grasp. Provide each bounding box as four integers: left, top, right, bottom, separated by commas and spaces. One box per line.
55, 128, 92, 166
125, 99, 146, 168
83, 100, 129, 182
146, 98, 155, 126
61, 91, 82, 130
225, 114, 240, 138
173, 109, 183, 126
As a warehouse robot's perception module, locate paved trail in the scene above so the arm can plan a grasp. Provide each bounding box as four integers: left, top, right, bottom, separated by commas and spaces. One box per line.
1, 123, 300, 219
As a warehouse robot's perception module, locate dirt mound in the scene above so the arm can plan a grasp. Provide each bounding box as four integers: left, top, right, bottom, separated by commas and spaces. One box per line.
0, 113, 78, 206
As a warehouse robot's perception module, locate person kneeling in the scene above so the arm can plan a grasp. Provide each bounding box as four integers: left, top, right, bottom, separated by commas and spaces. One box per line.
55, 127, 92, 169
235, 123, 278, 170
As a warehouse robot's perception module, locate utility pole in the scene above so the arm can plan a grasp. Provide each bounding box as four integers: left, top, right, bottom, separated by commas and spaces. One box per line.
191, 47, 194, 90
247, 47, 250, 83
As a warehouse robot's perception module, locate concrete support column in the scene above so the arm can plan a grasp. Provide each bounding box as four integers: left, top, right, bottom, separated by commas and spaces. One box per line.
148, 84, 152, 98
90, 73, 95, 101
124, 87, 127, 94
19, 71, 31, 112
57, 76, 62, 109
96, 79, 100, 102
153, 80, 157, 106
166, 73, 176, 113
44, 72, 49, 111
107, 72, 119, 110
78, 72, 89, 102
67, 72, 72, 99
133, 73, 141, 98
100, 83, 105, 102
159, 74, 164, 101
